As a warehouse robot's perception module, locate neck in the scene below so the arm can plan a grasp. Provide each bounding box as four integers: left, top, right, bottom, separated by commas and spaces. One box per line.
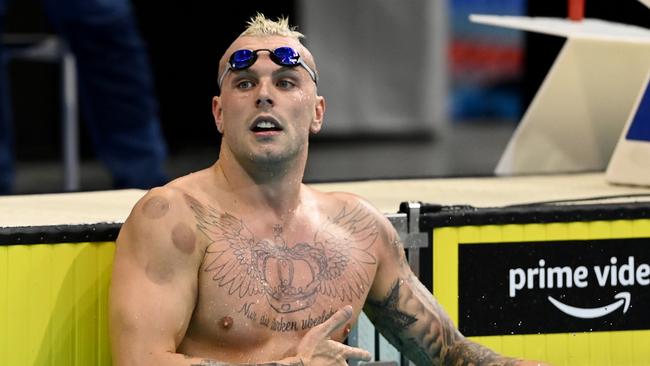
214, 148, 308, 215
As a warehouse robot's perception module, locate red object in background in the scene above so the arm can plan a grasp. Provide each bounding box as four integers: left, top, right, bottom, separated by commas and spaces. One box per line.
568, 0, 585, 21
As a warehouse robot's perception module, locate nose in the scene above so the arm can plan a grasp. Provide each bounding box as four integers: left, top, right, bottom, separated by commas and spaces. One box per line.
255, 75, 274, 108
256, 96, 273, 108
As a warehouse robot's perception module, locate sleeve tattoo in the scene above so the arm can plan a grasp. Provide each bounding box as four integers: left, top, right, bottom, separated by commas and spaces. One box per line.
365, 237, 520, 366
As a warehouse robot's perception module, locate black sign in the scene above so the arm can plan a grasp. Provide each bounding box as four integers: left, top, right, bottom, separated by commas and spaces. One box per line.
458, 238, 650, 336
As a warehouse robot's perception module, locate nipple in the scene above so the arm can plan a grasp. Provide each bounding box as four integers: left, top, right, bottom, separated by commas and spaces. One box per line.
221, 316, 234, 329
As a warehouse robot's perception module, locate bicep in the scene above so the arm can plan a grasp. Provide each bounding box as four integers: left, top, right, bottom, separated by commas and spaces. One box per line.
109, 216, 199, 363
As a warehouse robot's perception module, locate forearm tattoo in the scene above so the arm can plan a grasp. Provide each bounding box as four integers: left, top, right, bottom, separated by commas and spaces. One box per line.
185, 193, 377, 319
366, 277, 521, 366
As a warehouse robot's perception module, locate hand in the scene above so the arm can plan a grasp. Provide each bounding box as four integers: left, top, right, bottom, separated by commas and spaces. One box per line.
295, 305, 372, 366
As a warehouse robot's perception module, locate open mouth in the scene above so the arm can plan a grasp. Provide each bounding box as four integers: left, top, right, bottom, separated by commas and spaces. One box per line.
250, 117, 283, 133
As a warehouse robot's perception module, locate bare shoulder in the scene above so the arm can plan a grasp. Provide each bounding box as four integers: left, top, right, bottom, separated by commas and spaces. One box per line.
306, 187, 399, 253
117, 184, 212, 265
311, 188, 380, 213
122, 166, 220, 236
312, 188, 392, 230
311, 186, 407, 261
123, 185, 192, 231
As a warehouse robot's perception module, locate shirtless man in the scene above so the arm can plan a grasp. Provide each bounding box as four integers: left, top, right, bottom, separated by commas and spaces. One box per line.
109, 13, 548, 366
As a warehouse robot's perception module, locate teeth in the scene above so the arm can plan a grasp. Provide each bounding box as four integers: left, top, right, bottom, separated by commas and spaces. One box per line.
256, 121, 275, 129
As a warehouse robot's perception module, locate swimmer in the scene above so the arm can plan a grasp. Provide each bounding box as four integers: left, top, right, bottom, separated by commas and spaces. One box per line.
108, 13, 551, 366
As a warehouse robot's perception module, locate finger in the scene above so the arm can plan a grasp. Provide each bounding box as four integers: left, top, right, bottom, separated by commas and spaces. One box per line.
318, 305, 353, 337
338, 343, 372, 362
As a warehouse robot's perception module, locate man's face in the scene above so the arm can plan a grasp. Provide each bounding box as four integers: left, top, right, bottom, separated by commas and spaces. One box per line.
213, 35, 325, 167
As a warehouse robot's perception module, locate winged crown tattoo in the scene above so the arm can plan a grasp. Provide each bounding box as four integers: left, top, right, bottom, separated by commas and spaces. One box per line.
186, 194, 378, 314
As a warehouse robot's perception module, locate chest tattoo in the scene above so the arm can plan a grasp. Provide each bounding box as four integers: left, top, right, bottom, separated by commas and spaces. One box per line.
185, 195, 378, 314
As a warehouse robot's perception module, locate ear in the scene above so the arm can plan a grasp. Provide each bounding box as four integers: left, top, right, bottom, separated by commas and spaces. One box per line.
309, 96, 326, 134
212, 96, 224, 133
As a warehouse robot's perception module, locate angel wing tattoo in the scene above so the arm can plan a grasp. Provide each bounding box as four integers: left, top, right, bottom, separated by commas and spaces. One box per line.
185, 194, 378, 314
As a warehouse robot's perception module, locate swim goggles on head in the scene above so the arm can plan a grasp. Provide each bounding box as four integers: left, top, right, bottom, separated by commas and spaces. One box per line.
218, 47, 318, 88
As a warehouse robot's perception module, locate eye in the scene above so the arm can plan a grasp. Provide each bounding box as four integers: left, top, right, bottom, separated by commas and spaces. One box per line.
236, 80, 256, 90
276, 79, 296, 89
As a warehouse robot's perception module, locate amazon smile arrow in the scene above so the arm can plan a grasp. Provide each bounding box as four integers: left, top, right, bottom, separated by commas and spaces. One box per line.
547, 292, 631, 319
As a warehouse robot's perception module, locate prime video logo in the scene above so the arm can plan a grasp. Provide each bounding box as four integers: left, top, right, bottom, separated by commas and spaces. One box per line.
508, 256, 650, 319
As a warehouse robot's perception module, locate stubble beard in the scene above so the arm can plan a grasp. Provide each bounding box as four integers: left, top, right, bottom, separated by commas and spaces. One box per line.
249, 142, 303, 166
233, 138, 307, 175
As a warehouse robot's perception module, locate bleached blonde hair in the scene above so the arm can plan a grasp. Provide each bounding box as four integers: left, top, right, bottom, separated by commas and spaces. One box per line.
240, 12, 305, 39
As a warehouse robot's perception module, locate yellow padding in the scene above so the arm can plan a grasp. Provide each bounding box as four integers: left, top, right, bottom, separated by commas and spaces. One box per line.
1, 242, 115, 366
433, 219, 650, 366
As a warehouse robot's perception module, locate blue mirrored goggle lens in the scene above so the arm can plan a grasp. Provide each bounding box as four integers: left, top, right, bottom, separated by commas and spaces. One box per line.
231, 49, 256, 69
272, 47, 300, 65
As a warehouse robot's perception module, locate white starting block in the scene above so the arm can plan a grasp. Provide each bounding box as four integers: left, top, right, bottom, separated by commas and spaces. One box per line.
606, 70, 650, 186
470, 6, 650, 186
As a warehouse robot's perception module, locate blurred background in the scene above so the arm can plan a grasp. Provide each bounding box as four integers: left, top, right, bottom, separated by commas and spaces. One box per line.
3, 0, 649, 194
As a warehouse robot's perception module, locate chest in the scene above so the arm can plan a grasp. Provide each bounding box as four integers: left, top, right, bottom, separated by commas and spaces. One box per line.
191, 225, 379, 345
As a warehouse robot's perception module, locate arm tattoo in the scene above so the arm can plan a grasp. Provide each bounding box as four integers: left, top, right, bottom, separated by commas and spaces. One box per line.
365, 279, 434, 366
366, 280, 417, 335
366, 278, 521, 366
